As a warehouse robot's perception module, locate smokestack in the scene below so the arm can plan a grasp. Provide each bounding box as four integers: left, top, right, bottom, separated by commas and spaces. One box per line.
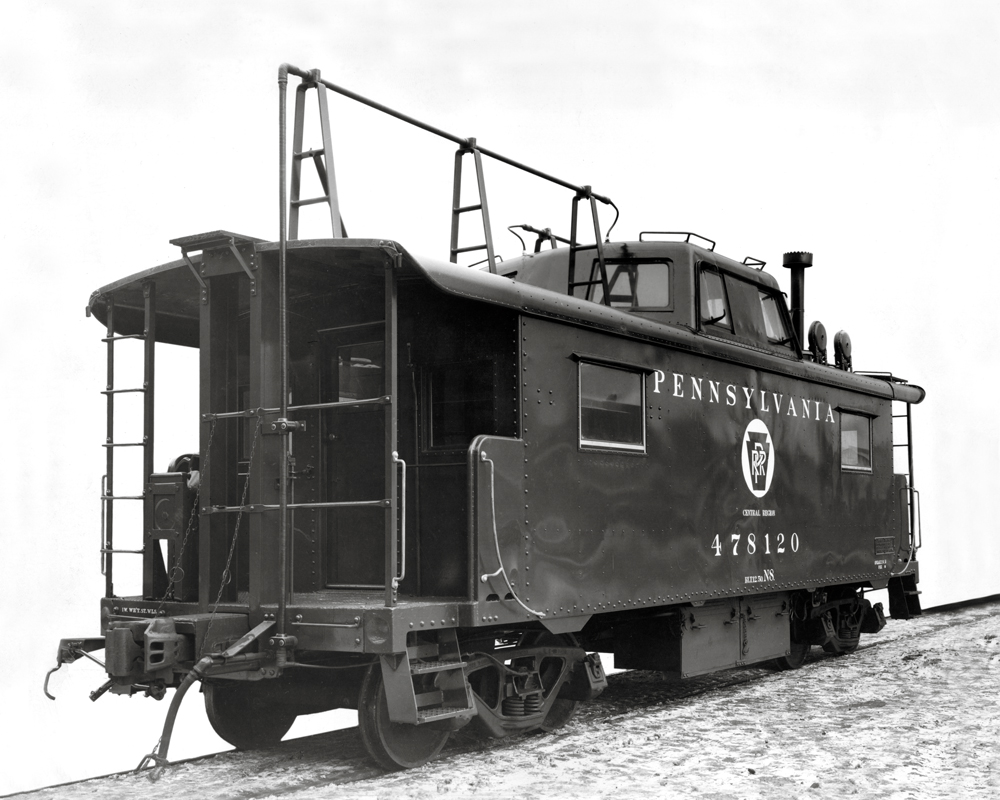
782, 251, 813, 349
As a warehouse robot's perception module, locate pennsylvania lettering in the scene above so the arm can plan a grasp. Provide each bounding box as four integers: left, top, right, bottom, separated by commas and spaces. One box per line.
652, 370, 836, 424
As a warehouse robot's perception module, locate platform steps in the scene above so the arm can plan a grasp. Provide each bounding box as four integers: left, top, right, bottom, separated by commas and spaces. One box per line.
380, 629, 474, 726
888, 574, 923, 619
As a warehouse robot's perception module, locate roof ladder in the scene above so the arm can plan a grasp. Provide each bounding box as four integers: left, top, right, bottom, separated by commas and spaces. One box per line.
566, 187, 610, 303
449, 139, 497, 273
101, 285, 167, 599
288, 69, 345, 240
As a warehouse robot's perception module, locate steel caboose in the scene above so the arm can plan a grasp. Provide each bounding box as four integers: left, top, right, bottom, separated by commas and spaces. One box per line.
47, 65, 925, 771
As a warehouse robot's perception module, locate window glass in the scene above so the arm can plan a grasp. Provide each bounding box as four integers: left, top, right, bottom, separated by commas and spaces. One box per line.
338, 341, 384, 401
841, 412, 872, 471
699, 270, 731, 329
579, 362, 645, 451
759, 291, 792, 345
426, 361, 494, 450
591, 261, 671, 309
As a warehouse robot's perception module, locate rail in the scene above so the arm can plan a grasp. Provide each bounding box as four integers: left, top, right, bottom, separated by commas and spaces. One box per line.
277, 64, 618, 276
478, 452, 545, 618
200, 395, 391, 422
279, 65, 613, 199
893, 486, 921, 576
391, 452, 407, 590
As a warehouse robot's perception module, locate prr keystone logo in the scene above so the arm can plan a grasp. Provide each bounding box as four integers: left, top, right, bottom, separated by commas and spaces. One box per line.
741, 419, 774, 498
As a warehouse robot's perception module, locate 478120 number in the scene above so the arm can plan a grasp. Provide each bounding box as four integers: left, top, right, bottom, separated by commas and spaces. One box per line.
711, 531, 800, 557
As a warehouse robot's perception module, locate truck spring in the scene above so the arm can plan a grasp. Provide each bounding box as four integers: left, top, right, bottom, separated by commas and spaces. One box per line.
502, 696, 526, 716
524, 694, 544, 714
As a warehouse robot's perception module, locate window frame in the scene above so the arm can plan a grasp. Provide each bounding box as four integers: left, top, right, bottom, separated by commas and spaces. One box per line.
757, 288, 796, 351
336, 339, 385, 402
839, 409, 874, 474
697, 264, 799, 357
697, 265, 734, 332
587, 258, 674, 312
577, 360, 647, 454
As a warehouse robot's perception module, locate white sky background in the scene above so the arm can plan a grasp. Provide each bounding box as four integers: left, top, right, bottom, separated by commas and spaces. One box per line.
1, 0, 998, 793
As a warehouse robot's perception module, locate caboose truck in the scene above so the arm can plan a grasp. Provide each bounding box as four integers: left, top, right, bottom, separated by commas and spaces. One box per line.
46, 65, 925, 771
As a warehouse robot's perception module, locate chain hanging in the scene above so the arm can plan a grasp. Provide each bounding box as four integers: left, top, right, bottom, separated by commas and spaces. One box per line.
155, 420, 217, 615
202, 416, 262, 655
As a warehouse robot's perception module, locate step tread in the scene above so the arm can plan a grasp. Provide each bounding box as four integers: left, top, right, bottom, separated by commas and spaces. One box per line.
410, 659, 466, 675
417, 705, 472, 722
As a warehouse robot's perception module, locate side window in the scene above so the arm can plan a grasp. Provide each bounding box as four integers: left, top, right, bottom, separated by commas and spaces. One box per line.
424, 361, 495, 451
591, 261, 671, 310
841, 412, 872, 472
579, 362, 645, 452
338, 341, 384, 401
758, 291, 794, 348
699, 269, 732, 330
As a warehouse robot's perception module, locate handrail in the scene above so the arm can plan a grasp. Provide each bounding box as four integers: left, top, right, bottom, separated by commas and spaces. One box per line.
478, 452, 545, 618
200, 395, 390, 421
100, 475, 107, 577
392, 452, 407, 590
201, 499, 389, 514
278, 66, 291, 638
278, 63, 617, 277
892, 485, 921, 576
280, 64, 612, 202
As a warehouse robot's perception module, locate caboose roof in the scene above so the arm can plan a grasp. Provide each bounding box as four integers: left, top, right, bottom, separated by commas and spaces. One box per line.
87, 236, 923, 404
87, 237, 772, 344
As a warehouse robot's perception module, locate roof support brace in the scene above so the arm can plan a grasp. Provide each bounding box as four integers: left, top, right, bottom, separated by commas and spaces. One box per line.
566, 187, 611, 304
172, 231, 260, 302
288, 71, 345, 240
450, 138, 497, 273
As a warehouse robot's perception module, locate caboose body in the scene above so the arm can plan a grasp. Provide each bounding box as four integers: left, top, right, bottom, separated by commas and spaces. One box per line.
50, 66, 924, 771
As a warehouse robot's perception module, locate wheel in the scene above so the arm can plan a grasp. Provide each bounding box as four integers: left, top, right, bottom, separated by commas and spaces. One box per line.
773, 639, 810, 670
204, 681, 296, 750
358, 664, 450, 771
540, 696, 578, 731
823, 635, 860, 655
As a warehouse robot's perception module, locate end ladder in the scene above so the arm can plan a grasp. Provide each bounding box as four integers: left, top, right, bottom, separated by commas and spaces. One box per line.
101, 284, 162, 599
